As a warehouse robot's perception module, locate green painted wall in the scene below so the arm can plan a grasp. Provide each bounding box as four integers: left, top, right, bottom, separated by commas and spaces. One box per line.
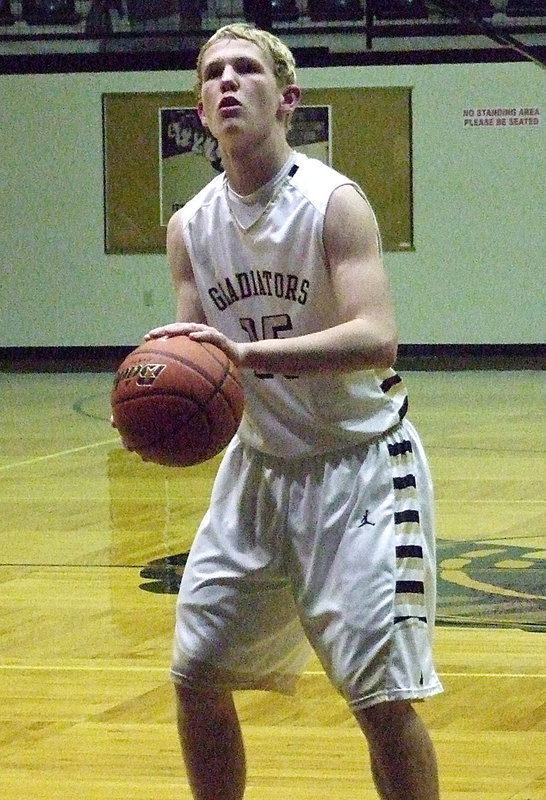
1, 61, 544, 346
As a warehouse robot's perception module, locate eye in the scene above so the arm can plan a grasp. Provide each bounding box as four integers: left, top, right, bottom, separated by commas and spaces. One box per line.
203, 62, 223, 81
234, 57, 263, 75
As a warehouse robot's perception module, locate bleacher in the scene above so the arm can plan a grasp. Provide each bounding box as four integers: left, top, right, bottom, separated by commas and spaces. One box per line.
0, 1, 544, 63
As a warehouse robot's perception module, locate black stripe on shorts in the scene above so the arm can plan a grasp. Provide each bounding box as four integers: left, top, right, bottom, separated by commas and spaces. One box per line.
388, 439, 413, 457
393, 474, 417, 491
395, 509, 420, 525
396, 544, 423, 559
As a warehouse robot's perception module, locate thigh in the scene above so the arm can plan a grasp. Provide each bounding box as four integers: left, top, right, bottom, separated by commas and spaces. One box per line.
171, 439, 313, 694
287, 423, 443, 709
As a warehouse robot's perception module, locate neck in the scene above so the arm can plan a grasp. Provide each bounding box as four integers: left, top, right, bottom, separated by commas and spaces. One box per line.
221, 140, 293, 195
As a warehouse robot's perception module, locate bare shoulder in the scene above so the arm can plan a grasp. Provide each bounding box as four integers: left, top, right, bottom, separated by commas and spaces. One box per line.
166, 207, 186, 249
165, 208, 205, 323
166, 209, 192, 280
324, 183, 381, 262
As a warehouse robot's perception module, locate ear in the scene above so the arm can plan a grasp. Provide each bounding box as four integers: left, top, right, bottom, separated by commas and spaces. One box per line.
279, 84, 301, 115
197, 100, 208, 130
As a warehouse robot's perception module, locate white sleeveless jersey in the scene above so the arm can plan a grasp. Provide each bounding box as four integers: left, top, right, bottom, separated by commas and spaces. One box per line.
178, 151, 408, 458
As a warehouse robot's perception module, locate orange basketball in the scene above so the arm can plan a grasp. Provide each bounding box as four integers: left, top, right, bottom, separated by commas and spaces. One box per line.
111, 336, 244, 467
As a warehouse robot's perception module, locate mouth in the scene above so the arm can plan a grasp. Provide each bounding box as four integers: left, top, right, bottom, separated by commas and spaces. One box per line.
218, 96, 241, 110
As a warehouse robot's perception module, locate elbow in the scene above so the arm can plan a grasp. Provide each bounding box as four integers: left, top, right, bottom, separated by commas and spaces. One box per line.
352, 318, 398, 370
374, 335, 398, 370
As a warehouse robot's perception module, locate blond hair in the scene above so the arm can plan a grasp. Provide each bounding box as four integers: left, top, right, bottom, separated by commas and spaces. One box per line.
195, 23, 297, 93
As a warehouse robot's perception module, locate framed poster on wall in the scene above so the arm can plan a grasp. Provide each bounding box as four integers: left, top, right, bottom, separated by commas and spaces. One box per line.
158, 105, 331, 227
103, 88, 412, 253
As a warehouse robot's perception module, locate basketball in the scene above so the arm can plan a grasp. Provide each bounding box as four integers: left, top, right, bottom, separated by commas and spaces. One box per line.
111, 336, 244, 467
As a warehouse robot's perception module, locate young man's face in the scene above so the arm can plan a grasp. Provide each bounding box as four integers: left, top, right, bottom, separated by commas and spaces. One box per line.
197, 37, 289, 146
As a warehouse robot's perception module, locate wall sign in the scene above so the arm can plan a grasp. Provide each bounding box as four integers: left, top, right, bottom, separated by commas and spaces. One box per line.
463, 107, 541, 128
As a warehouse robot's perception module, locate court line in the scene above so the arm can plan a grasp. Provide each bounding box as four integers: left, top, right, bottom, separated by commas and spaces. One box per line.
0, 438, 118, 472
0, 665, 543, 679
306, 670, 545, 679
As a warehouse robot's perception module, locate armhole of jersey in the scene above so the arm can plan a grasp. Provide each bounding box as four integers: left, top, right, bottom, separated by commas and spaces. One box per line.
321, 180, 384, 264
353, 184, 383, 258
179, 215, 198, 286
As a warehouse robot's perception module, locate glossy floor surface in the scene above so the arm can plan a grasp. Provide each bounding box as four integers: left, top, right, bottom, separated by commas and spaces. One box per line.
0, 370, 544, 799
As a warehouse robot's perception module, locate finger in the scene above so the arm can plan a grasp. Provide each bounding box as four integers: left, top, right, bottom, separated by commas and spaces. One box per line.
144, 323, 207, 341
143, 327, 183, 341
187, 329, 221, 343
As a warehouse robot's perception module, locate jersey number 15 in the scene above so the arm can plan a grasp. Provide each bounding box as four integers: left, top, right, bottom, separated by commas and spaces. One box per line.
239, 314, 298, 380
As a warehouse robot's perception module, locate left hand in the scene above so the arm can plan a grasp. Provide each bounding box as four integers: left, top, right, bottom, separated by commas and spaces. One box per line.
144, 322, 245, 366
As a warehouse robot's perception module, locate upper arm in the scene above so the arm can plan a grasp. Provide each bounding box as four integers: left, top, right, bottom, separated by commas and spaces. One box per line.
166, 211, 206, 324
323, 184, 397, 337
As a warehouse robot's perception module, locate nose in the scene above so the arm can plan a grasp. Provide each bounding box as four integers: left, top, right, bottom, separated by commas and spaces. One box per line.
220, 64, 239, 91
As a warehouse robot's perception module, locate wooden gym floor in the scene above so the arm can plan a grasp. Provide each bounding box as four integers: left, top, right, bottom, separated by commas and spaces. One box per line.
0, 369, 544, 799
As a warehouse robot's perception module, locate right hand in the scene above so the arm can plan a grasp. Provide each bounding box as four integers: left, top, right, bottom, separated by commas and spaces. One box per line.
144, 322, 245, 367
143, 322, 197, 341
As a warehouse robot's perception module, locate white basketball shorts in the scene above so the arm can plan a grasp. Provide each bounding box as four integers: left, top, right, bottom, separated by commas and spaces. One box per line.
171, 420, 443, 710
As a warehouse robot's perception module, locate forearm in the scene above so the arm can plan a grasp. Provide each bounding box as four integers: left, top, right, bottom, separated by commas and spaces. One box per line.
237, 318, 397, 375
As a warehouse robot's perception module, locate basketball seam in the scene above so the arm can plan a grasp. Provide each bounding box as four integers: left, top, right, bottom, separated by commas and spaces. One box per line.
116, 381, 236, 431
122, 348, 237, 417
115, 346, 241, 454
116, 387, 232, 455
134, 346, 224, 390
201, 342, 244, 391
131, 344, 242, 424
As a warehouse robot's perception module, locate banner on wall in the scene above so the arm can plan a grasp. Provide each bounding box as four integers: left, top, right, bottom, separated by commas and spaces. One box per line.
462, 107, 541, 128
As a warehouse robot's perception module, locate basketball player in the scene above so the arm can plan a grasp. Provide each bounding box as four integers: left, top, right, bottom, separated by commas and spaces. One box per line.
144, 23, 443, 800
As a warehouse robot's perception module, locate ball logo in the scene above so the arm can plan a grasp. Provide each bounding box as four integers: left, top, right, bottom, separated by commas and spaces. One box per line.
114, 362, 167, 388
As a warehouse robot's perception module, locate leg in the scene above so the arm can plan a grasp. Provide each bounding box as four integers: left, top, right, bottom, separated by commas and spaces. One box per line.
355, 700, 440, 800
175, 684, 246, 800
